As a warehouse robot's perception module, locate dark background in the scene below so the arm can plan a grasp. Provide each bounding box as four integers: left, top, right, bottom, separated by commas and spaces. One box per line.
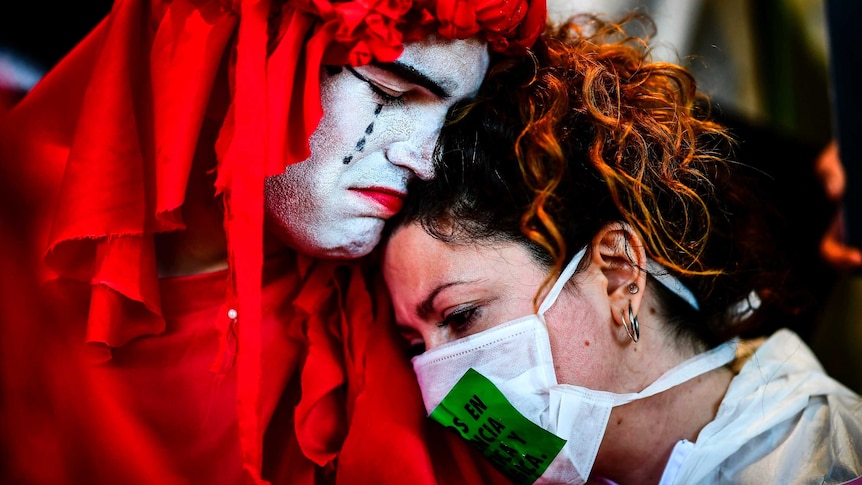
0, 2, 113, 73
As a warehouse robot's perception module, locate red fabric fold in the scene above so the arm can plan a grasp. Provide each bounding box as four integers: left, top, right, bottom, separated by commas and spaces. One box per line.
2, 0, 548, 482
293, 260, 349, 466
151, 0, 237, 221
214, 0, 269, 479
267, 5, 326, 172
290, 258, 382, 468
43, 0, 165, 355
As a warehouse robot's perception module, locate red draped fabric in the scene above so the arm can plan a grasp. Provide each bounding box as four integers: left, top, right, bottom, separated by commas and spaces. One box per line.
0, 0, 543, 482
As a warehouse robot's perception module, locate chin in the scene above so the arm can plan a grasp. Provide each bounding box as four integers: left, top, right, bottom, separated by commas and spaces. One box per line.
269, 217, 384, 260
294, 232, 381, 260
316, 243, 376, 260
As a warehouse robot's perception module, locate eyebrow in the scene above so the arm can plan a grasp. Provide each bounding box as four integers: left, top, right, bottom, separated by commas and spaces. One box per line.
417, 281, 463, 318
374, 61, 452, 99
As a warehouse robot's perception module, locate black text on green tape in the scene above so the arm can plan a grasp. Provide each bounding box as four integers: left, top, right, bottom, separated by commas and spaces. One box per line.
429, 368, 566, 485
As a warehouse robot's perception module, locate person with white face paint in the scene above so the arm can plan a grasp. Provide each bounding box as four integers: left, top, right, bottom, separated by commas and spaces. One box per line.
265, 35, 490, 259
0, 0, 546, 483
384, 15, 862, 485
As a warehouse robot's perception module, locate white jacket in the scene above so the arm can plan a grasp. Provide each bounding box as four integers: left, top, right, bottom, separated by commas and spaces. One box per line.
661, 329, 862, 484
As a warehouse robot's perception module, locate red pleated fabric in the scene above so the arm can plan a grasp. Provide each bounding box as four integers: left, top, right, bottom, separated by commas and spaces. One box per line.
0, 0, 546, 483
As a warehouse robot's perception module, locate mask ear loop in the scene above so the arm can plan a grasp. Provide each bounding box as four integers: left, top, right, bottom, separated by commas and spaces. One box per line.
536, 246, 701, 321
538, 246, 588, 316
645, 259, 699, 310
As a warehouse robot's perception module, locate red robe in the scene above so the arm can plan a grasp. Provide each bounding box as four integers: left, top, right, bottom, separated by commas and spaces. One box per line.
0, 0, 513, 483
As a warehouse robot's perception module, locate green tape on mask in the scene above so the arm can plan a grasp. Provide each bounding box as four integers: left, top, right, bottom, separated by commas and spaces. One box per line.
429, 368, 566, 485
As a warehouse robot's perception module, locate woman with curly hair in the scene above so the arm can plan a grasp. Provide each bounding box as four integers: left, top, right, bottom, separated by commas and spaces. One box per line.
383, 15, 862, 485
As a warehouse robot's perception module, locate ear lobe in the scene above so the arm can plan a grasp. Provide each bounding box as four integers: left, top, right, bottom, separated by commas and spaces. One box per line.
589, 222, 648, 315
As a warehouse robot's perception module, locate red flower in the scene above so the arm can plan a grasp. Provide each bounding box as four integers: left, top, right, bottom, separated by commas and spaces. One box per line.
345, 39, 374, 65
365, 19, 404, 61
293, 0, 546, 66
475, 0, 527, 33
435, 0, 480, 39
365, 13, 400, 44
358, 0, 413, 19
334, 2, 370, 41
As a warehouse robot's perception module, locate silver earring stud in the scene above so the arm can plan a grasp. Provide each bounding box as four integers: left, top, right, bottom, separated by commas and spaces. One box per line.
628, 283, 639, 294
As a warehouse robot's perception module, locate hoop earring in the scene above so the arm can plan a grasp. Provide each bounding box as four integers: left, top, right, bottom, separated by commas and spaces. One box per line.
621, 301, 640, 343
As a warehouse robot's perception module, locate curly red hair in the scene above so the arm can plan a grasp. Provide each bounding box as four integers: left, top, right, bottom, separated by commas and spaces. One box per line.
512, 15, 730, 280
395, 14, 789, 344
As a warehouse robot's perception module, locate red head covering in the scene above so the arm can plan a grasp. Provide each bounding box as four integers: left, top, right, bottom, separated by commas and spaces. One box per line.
11, 0, 546, 482
218, 3, 545, 476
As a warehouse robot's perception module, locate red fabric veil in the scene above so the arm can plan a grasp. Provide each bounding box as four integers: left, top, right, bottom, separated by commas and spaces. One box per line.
6, 0, 546, 482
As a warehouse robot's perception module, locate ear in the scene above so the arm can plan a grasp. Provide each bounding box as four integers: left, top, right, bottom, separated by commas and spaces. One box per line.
588, 222, 648, 334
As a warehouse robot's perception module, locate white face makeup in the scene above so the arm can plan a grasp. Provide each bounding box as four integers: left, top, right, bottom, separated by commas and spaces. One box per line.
264, 36, 491, 259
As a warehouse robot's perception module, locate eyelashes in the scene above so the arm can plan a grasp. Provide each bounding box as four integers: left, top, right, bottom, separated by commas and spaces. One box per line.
399, 304, 485, 357
438, 305, 482, 335
345, 66, 405, 106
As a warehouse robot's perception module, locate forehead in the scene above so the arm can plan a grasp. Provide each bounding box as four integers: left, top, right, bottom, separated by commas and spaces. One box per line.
384, 223, 539, 288
395, 35, 490, 98
384, 223, 549, 325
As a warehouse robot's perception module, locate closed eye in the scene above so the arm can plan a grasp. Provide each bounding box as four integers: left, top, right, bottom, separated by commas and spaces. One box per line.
438, 305, 482, 336
345, 66, 405, 106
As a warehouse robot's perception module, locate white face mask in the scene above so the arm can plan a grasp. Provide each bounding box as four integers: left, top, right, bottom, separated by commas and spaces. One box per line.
412, 247, 738, 485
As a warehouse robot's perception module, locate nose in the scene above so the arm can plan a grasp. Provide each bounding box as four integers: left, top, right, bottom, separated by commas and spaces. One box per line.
385, 119, 439, 181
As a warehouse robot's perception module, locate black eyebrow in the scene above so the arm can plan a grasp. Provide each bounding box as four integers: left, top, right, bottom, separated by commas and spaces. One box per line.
417, 282, 462, 318
374, 61, 452, 99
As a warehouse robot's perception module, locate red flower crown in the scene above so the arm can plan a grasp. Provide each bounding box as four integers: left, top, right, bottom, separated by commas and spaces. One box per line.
289, 0, 547, 66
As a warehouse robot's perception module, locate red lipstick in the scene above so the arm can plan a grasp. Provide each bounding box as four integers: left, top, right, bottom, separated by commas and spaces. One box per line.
352, 187, 405, 216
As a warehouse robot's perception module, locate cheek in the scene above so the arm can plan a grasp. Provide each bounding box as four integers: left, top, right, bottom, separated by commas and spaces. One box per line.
412, 104, 448, 141
367, 102, 450, 180
544, 295, 612, 387
264, 168, 316, 242
313, 80, 356, 155
486, 292, 536, 325
314, 71, 384, 162
265, 163, 341, 244
369, 103, 429, 151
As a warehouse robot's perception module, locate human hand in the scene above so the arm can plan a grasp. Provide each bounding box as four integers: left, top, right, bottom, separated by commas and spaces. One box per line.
816, 140, 862, 269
